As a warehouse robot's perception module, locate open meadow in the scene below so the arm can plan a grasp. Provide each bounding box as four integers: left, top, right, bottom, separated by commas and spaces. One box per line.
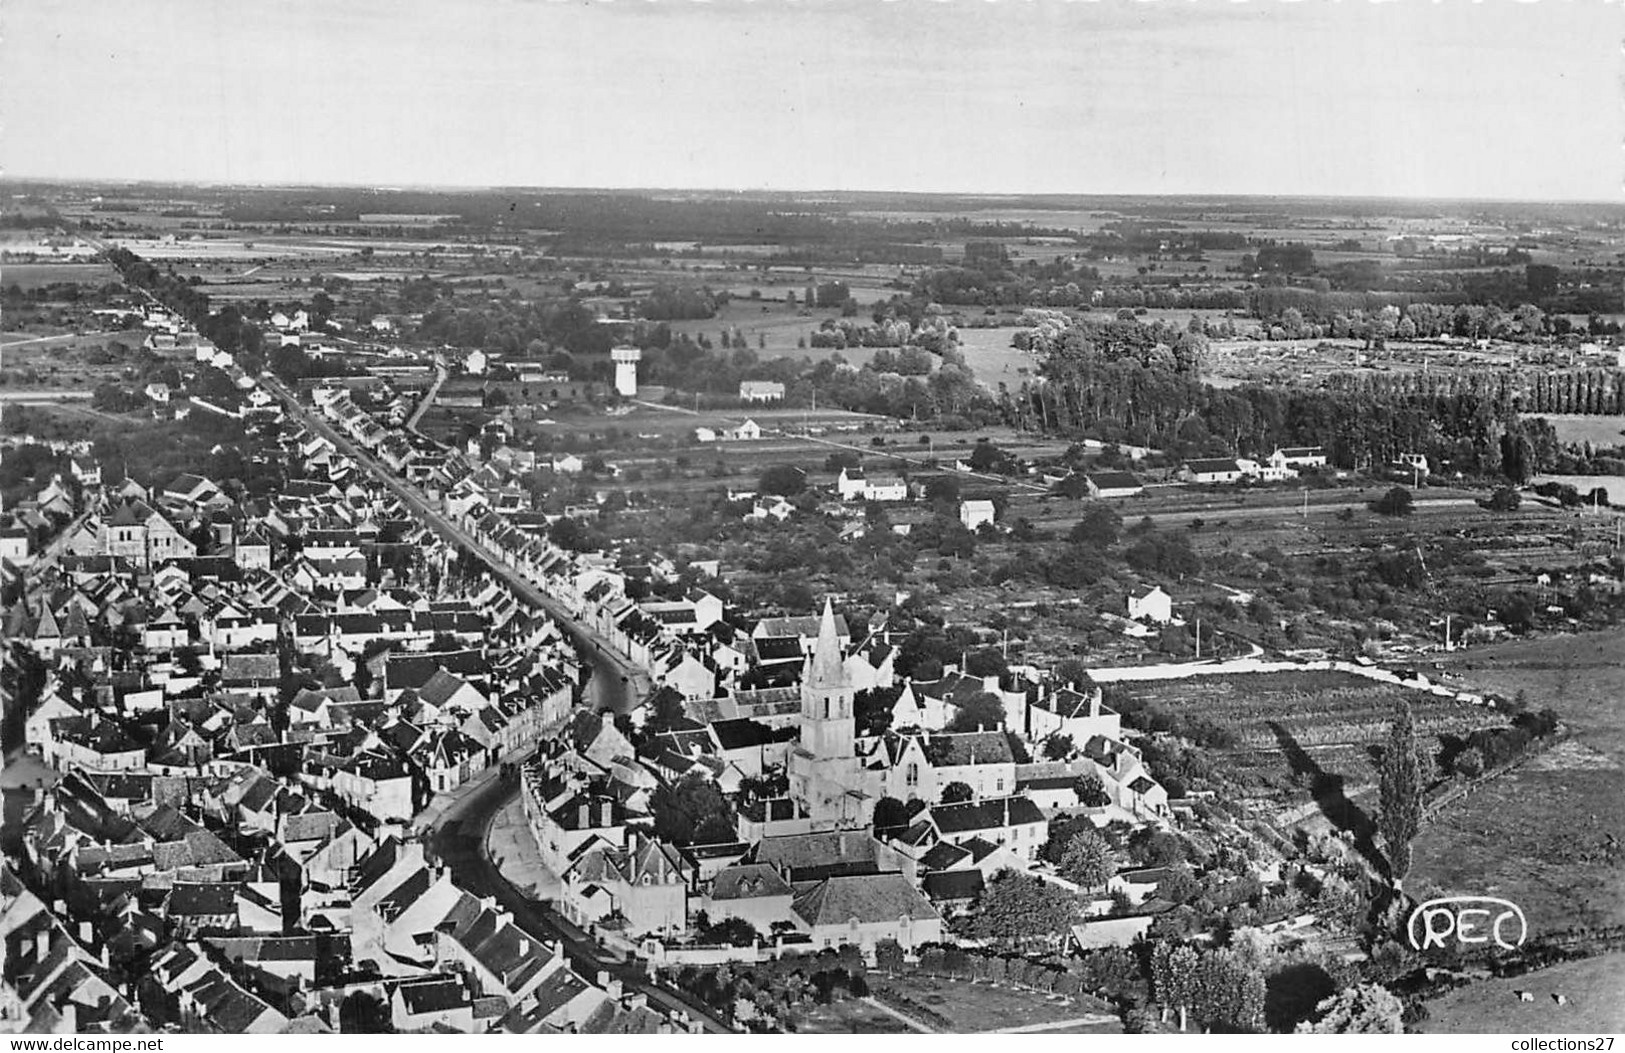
864, 974, 1121, 1034
0, 261, 120, 289
1414, 629, 1625, 933
1418, 952, 1625, 1034
1536, 413, 1625, 449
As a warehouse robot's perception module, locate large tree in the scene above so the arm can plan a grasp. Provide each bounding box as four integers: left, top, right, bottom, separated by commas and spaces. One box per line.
1068, 504, 1123, 547
644, 686, 688, 734
1500, 432, 1535, 486
651, 772, 736, 846
1378, 699, 1423, 890
1194, 949, 1266, 1033
1154, 942, 1203, 1032
1297, 983, 1404, 1034
946, 690, 1006, 733
963, 870, 1080, 945
1058, 828, 1115, 890
757, 463, 807, 496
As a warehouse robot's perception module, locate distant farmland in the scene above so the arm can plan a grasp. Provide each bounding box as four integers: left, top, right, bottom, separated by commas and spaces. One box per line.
0, 261, 119, 290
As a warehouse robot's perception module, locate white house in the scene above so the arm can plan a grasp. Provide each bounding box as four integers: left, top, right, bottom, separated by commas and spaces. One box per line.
730, 419, 763, 441
1181, 458, 1247, 485
959, 500, 996, 532
863, 475, 907, 503
1395, 452, 1431, 478
1127, 585, 1173, 624
1270, 446, 1327, 470
1085, 471, 1143, 499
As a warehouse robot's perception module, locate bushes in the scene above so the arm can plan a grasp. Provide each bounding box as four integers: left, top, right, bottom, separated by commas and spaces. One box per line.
1369, 487, 1413, 516
677, 949, 869, 1029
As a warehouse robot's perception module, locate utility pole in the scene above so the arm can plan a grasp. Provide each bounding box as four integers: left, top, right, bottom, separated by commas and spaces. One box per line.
1444, 613, 1454, 652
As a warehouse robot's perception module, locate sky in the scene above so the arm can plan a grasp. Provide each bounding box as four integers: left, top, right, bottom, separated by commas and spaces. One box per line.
2, 0, 1620, 201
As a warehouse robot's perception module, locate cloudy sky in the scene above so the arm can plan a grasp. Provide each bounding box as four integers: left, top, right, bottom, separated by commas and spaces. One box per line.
2, 0, 1619, 200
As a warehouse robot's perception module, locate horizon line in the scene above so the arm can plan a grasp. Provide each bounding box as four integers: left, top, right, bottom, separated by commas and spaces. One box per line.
3, 175, 1621, 210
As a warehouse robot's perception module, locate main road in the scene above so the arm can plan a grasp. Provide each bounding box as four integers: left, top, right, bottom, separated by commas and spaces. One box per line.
257, 376, 733, 1029
260, 372, 649, 714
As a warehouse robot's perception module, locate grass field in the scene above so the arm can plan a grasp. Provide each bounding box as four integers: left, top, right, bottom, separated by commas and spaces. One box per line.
793, 999, 913, 1034
1414, 629, 1625, 933
1531, 475, 1625, 505
1535, 414, 1625, 449
1418, 953, 1625, 1034
954, 327, 1039, 388
869, 974, 1121, 1033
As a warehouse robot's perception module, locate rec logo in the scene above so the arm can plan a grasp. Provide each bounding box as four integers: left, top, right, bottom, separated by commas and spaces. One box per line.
1407, 896, 1528, 952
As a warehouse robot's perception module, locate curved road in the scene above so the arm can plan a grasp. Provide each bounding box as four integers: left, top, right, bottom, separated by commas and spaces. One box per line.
428, 771, 734, 1033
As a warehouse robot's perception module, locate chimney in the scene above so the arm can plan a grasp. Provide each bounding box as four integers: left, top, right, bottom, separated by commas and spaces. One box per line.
606, 978, 624, 1000
1090, 690, 1101, 719
518, 937, 531, 957
597, 970, 611, 988
35, 928, 49, 962
624, 992, 646, 1011
578, 803, 590, 829
79, 920, 94, 945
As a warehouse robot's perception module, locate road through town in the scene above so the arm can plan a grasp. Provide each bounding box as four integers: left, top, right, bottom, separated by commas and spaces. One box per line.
259, 377, 733, 1029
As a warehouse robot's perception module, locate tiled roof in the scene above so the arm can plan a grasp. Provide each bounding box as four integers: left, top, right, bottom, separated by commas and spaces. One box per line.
791, 872, 941, 927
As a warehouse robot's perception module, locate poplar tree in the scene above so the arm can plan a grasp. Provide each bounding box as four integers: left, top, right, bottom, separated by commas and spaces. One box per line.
1379, 698, 1423, 891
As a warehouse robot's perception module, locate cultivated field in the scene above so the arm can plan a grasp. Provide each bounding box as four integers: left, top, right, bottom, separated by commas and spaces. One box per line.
1112, 670, 1500, 810
0, 328, 156, 390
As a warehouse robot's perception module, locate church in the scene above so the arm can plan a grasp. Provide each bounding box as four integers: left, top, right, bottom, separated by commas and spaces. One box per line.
787, 600, 871, 829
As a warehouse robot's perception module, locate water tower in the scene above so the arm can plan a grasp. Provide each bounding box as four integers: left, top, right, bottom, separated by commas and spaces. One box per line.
611, 346, 641, 398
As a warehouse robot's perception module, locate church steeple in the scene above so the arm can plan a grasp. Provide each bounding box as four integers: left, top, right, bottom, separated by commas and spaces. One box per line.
807, 598, 848, 690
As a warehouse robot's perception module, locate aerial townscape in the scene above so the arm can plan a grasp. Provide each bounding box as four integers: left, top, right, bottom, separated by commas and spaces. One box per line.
2, 0, 1622, 1041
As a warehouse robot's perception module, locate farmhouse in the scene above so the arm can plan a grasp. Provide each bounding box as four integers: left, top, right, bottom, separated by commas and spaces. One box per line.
1127, 585, 1173, 624
1085, 471, 1144, 499
1270, 446, 1327, 470
1180, 458, 1247, 485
